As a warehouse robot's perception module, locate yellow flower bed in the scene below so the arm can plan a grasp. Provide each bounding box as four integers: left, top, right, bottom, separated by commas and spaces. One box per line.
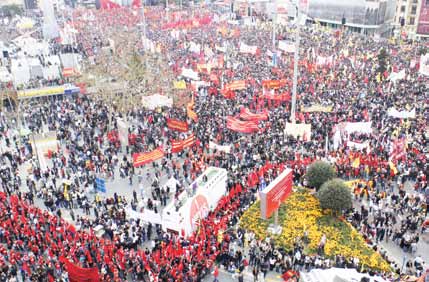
240, 191, 391, 272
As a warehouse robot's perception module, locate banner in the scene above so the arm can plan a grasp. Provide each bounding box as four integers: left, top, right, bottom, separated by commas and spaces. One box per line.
278, 40, 295, 53
316, 56, 333, 66
302, 104, 333, 112
226, 116, 259, 133
225, 80, 246, 91
189, 41, 201, 53
116, 118, 128, 146
133, 148, 164, 167
387, 108, 416, 119
239, 42, 258, 55
260, 168, 293, 219
31, 131, 58, 171
347, 141, 370, 151
388, 69, 406, 82
209, 141, 231, 153
262, 80, 286, 89
187, 102, 198, 122
173, 80, 187, 89
127, 208, 162, 225
284, 123, 311, 140
262, 92, 291, 101
167, 118, 188, 132
17, 86, 65, 100
59, 256, 100, 282
181, 68, 199, 80
239, 108, 268, 121
142, 94, 173, 110
390, 138, 406, 163
343, 122, 373, 134
419, 54, 429, 76
171, 134, 196, 153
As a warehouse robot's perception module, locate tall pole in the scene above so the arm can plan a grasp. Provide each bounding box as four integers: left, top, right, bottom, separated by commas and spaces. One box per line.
272, 0, 277, 48
290, 1, 300, 124
141, 0, 147, 69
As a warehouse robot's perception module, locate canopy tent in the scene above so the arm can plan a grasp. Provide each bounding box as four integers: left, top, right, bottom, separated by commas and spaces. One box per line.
300, 268, 389, 282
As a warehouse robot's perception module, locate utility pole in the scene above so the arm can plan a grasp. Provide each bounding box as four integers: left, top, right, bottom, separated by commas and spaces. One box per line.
141, 0, 148, 69
290, 1, 300, 124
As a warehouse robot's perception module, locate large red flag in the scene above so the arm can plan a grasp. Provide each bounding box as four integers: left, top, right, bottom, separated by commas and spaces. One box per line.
59, 256, 100, 282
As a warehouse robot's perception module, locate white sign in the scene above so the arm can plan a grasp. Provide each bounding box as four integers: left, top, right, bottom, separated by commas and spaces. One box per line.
419, 54, 429, 76
181, 68, 200, 80
209, 141, 231, 153
387, 108, 416, 119
278, 40, 295, 53
284, 123, 311, 140
239, 42, 258, 55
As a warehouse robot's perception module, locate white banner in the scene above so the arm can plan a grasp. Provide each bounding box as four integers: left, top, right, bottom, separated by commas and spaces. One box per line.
278, 40, 295, 53
239, 42, 258, 55
189, 41, 201, 53
347, 141, 370, 151
284, 123, 311, 140
127, 208, 162, 225
117, 118, 128, 146
181, 68, 200, 80
215, 45, 226, 53
316, 56, 333, 66
387, 108, 416, 119
209, 141, 231, 153
388, 69, 406, 82
343, 122, 373, 134
419, 54, 429, 76
141, 94, 173, 110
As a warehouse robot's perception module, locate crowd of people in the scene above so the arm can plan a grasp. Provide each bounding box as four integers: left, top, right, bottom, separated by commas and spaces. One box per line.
0, 2, 428, 282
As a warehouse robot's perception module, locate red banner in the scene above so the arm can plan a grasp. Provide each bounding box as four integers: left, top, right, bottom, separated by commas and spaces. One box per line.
262, 80, 286, 89
260, 168, 293, 219
262, 92, 291, 101
167, 118, 189, 132
171, 134, 196, 153
133, 148, 164, 167
226, 116, 258, 133
225, 80, 246, 91
59, 256, 100, 282
239, 108, 268, 121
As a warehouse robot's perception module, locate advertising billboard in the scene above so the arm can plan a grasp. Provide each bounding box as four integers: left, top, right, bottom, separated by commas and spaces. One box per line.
260, 168, 293, 219
417, 0, 429, 35
307, 0, 395, 26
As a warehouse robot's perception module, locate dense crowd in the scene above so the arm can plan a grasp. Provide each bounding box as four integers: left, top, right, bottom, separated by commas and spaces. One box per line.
0, 3, 428, 282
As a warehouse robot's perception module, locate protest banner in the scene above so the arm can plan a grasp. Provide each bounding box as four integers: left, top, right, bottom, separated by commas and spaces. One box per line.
173, 80, 187, 89
284, 123, 311, 140
224, 80, 246, 91
171, 134, 196, 153
387, 108, 416, 119
209, 141, 231, 153
226, 117, 259, 133
133, 148, 164, 167
239, 108, 268, 121
239, 42, 258, 55
302, 104, 333, 113
167, 118, 189, 132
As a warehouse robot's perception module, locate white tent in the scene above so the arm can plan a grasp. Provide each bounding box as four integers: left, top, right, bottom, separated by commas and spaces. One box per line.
300, 268, 388, 282
11, 58, 31, 85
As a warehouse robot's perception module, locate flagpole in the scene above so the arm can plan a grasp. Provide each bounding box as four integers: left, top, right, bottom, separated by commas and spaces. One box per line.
290, 0, 300, 124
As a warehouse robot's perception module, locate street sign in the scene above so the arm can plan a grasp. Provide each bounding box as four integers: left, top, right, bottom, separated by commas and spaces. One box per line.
95, 178, 106, 193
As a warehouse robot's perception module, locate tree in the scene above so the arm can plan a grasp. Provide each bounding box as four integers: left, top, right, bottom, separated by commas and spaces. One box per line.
316, 179, 352, 216
305, 161, 336, 191
377, 48, 388, 78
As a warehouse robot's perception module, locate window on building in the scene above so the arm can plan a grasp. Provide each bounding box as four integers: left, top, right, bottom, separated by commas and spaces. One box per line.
426, 0, 429, 6
411, 6, 417, 14
409, 17, 415, 25
401, 5, 406, 12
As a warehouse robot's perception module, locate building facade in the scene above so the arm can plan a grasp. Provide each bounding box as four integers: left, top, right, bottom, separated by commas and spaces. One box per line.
392, 0, 422, 38
305, 0, 396, 37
